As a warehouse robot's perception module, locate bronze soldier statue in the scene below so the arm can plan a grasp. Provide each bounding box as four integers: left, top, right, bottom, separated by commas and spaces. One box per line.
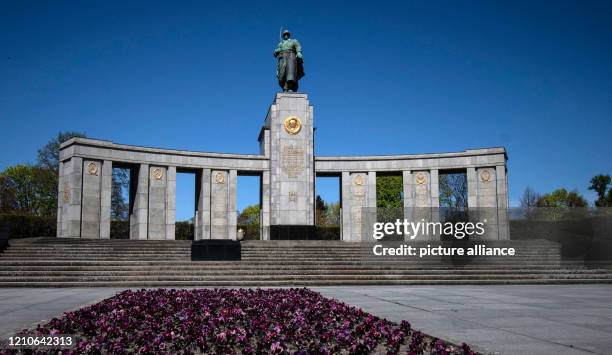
274, 29, 304, 92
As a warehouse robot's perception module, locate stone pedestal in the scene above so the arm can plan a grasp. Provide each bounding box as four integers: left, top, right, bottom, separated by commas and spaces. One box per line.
261, 93, 315, 234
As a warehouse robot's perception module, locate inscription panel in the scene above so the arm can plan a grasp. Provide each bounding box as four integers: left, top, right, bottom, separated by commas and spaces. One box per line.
281, 145, 305, 178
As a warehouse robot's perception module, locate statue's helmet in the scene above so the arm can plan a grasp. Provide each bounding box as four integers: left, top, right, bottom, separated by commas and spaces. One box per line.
282, 30, 291, 38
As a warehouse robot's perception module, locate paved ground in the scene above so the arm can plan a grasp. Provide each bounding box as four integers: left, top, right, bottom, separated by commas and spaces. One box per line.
0, 285, 611, 354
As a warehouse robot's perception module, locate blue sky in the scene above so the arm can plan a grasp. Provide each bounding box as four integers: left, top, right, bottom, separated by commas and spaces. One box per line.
1, 1, 611, 220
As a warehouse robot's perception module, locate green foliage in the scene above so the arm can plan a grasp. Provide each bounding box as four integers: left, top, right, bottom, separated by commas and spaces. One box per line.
237, 204, 260, 239
36, 131, 86, 173
439, 172, 468, 209
175, 222, 194, 240
110, 220, 129, 239
537, 188, 588, 208
376, 175, 403, 208
314, 195, 340, 226
0, 165, 57, 216
111, 168, 130, 220
589, 174, 612, 207
0, 214, 56, 239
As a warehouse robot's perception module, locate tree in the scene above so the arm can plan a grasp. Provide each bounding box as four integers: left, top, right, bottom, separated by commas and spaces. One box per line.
36, 131, 86, 173
439, 172, 468, 209
237, 204, 260, 226
537, 188, 588, 208
376, 175, 403, 208
315, 195, 327, 225
520, 186, 540, 210
0, 165, 57, 216
111, 168, 129, 220
589, 174, 611, 207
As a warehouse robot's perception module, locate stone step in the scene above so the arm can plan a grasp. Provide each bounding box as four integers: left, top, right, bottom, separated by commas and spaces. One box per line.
1, 273, 610, 282
0, 269, 612, 278
1, 278, 611, 288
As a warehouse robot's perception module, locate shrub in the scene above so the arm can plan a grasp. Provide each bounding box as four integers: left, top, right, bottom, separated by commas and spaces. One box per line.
0, 213, 56, 239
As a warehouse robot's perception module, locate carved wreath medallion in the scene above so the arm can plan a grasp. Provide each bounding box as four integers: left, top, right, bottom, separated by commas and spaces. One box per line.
415, 172, 427, 185
87, 162, 98, 176
283, 116, 302, 135
480, 169, 491, 182
215, 172, 225, 184
152, 168, 164, 180
353, 174, 365, 186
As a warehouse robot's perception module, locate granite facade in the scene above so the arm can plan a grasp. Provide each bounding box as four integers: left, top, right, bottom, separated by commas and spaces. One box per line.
58, 93, 509, 241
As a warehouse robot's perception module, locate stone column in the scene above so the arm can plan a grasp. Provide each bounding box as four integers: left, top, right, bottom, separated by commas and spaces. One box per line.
147, 166, 167, 239
260, 170, 270, 240
228, 169, 237, 240
130, 164, 149, 240
60, 157, 83, 238
100, 160, 112, 239
211, 170, 230, 239
430, 169, 440, 208
165, 166, 176, 240
475, 167, 499, 240
496, 165, 509, 240
267, 93, 315, 227
411, 170, 432, 240
81, 160, 102, 239
402, 170, 414, 241
195, 168, 211, 240
341, 171, 352, 241
466, 167, 478, 208
56, 161, 64, 237
345, 172, 373, 241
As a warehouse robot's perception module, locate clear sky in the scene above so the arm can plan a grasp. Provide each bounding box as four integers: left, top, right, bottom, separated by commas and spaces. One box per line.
1, 1, 611, 221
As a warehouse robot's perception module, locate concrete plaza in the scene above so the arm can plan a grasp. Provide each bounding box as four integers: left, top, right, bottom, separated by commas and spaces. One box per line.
1, 285, 611, 354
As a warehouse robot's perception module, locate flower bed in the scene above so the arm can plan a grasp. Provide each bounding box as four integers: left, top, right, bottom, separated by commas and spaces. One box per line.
8, 288, 475, 354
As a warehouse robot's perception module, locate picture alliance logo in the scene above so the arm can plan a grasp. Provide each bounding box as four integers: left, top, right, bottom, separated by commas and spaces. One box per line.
372, 219, 487, 240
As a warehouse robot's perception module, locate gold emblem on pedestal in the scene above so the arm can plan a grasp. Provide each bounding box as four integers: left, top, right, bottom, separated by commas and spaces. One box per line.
283, 116, 302, 135
87, 162, 98, 176
215, 172, 225, 184
415, 172, 427, 185
480, 169, 491, 182
152, 168, 164, 180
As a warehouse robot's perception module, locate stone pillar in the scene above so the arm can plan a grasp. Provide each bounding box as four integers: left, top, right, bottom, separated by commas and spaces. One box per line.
344, 173, 376, 241
411, 170, 432, 240
260, 170, 270, 240
147, 166, 167, 239
476, 167, 499, 240
100, 160, 112, 239
60, 157, 82, 238
195, 168, 211, 240
402, 170, 414, 241
56, 161, 64, 237
130, 164, 149, 240
81, 160, 102, 239
211, 170, 230, 239
430, 169, 439, 208
267, 93, 315, 227
341, 171, 352, 241
165, 166, 176, 240
228, 169, 237, 240
496, 165, 509, 240
466, 167, 478, 208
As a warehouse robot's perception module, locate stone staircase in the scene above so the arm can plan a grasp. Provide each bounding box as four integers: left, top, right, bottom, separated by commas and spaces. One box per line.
0, 237, 611, 287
